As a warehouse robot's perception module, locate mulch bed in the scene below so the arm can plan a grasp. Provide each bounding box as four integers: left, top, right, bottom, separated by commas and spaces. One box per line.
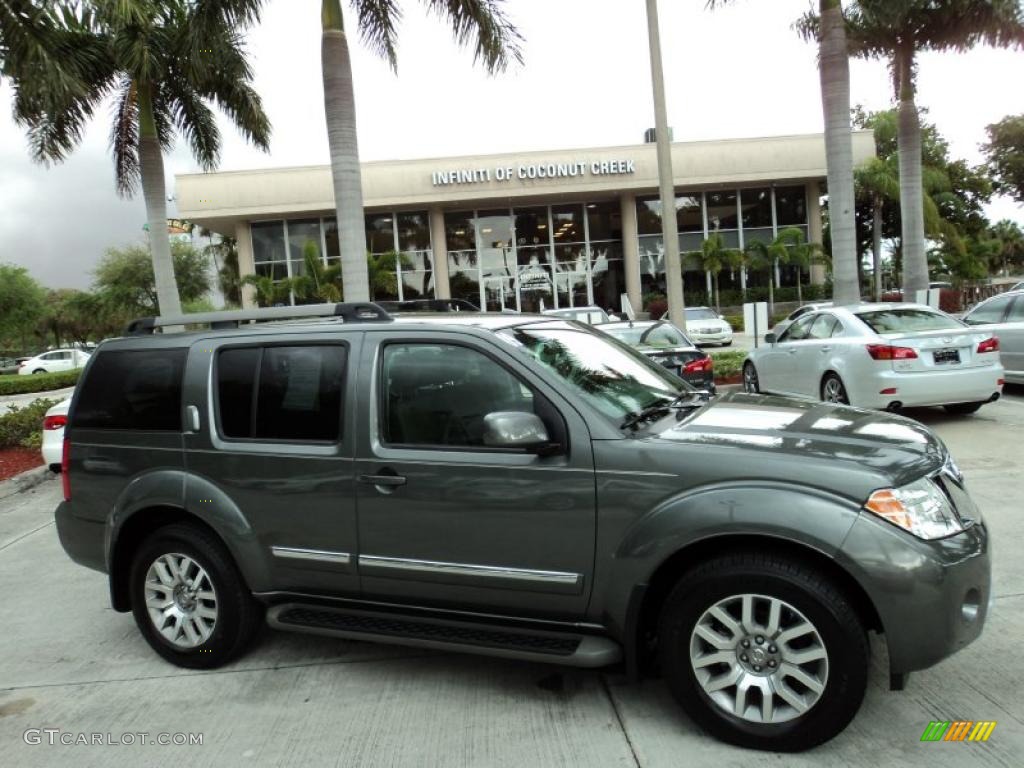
715, 375, 742, 386
0, 447, 43, 482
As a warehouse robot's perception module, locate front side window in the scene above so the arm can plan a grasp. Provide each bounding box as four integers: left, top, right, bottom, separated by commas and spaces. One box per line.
500, 322, 687, 422
381, 344, 537, 448
74, 349, 186, 430
856, 309, 963, 335
216, 345, 346, 442
964, 295, 1012, 325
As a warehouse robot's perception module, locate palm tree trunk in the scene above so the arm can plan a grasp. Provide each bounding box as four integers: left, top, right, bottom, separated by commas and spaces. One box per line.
896, 46, 927, 298
137, 82, 182, 318
768, 264, 774, 316
322, 0, 370, 302
797, 270, 803, 305
714, 272, 720, 312
872, 194, 883, 300
818, 0, 858, 306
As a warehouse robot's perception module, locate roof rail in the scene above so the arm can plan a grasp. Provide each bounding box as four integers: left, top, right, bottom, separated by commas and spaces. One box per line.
375, 298, 480, 313
124, 302, 392, 335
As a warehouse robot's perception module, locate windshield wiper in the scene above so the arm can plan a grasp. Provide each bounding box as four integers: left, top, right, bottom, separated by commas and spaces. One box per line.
620, 390, 710, 431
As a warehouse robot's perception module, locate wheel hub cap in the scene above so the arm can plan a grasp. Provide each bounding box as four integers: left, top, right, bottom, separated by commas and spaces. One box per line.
144, 553, 218, 648
689, 593, 829, 724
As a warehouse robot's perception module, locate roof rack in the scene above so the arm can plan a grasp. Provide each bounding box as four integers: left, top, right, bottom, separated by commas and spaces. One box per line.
124, 302, 392, 335
375, 298, 480, 313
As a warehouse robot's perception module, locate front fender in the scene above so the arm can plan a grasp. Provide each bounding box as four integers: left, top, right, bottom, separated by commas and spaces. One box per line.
106, 470, 270, 594
601, 482, 863, 631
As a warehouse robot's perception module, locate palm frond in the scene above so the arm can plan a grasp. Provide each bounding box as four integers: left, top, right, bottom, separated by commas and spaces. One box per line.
353, 0, 400, 70
421, 0, 523, 73
109, 76, 141, 195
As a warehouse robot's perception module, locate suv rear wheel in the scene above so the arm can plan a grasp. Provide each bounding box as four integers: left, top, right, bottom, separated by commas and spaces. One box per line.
657, 552, 868, 752
130, 523, 263, 669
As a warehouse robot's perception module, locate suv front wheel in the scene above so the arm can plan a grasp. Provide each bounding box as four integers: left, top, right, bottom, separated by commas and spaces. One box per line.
130, 523, 263, 669
658, 551, 868, 752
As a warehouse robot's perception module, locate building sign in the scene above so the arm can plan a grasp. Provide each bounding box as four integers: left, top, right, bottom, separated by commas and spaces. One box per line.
431, 159, 636, 187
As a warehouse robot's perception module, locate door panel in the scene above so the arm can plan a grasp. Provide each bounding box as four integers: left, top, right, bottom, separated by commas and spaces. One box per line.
1000, 299, 1024, 376
181, 333, 361, 597
354, 332, 597, 619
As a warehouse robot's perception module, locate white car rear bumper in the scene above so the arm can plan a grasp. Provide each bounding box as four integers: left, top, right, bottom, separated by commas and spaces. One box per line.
854, 364, 1004, 409
42, 427, 63, 468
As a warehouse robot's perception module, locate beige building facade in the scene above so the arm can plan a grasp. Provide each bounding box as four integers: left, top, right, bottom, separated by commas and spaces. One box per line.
175, 131, 875, 311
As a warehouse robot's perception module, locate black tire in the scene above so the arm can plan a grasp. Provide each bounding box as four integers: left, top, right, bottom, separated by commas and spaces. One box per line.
32, 368, 46, 374
721, 341, 733, 347
944, 402, 983, 415
820, 373, 849, 405
742, 362, 760, 393
130, 523, 263, 669
657, 551, 869, 752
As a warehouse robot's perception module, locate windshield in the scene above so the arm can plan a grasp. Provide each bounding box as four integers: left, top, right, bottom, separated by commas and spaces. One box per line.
856, 309, 963, 335
685, 308, 717, 321
499, 322, 688, 422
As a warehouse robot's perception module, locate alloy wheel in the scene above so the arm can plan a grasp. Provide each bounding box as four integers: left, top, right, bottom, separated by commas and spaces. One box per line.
144, 553, 218, 648
689, 593, 829, 724
822, 377, 847, 404
743, 364, 759, 394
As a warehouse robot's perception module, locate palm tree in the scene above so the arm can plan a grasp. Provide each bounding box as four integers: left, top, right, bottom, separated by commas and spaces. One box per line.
321, 0, 522, 302
846, 0, 1024, 298
241, 273, 296, 308
367, 251, 413, 300
293, 242, 343, 303
10, 1, 270, 318
854, 155, 899, 299
777, 227, 825, 306
744, 236, 789, 316
699, 233, 743, 312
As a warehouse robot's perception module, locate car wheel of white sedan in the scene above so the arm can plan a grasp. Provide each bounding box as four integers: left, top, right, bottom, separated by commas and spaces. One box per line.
743, 362, 760, 394
820, 374, 849, 405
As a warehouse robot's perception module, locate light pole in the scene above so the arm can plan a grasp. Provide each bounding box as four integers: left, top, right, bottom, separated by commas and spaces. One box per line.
645, 0, 685, 325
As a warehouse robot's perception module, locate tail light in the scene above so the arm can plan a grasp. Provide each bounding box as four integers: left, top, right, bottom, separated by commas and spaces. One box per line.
977, 337, 999, 354
683, 356, 713, 374
866, 344, 918, 360
43, 415, 68, 430
61, 439, 71, 501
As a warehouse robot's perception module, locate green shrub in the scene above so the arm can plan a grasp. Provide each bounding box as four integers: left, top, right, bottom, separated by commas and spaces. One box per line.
0, 368, 81, 396
722, 314, 743, 330
0, 398, 58, 449
710, 349, 747, 380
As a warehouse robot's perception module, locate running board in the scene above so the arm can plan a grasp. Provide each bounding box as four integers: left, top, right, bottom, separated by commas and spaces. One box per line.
266, 603, 621, 668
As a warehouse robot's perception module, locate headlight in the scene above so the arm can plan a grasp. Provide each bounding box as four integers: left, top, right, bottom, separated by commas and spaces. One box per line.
864, 476, 964, 540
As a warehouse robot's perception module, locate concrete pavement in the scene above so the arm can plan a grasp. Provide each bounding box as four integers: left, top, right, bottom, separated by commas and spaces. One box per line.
0, 387, 74, 415
1, 390, 1022, 767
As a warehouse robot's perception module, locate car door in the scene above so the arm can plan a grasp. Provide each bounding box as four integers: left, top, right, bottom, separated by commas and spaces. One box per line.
181, 332, 362, 597
758, 314, 815, 394
354, 330, 597, 619
999, 295, 1024, 379
792, 313, 842, 397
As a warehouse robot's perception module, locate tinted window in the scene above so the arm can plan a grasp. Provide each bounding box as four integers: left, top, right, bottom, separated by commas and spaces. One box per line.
74, 349, 186, 430
965, 295, 1012, 325
643, 323, 690, 348
1007, 297, 1024, 322
856, 309, 963, 334
216, 345, 346, 442
382, 344, 536, 448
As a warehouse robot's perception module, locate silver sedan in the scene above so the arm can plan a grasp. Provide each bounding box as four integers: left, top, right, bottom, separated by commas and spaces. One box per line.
962, 289, 1024, 384
743, 303, 1005, 414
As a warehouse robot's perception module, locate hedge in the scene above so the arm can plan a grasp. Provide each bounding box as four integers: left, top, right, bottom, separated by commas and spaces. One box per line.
0, 368, 82, 396
0, 398, 58, 449
710, 349, 747, 381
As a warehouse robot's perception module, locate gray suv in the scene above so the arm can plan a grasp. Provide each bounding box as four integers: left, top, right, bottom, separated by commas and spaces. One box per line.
54, 302, 990, 752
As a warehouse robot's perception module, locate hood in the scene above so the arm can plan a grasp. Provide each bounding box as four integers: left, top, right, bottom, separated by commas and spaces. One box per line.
648, 391, 946, 496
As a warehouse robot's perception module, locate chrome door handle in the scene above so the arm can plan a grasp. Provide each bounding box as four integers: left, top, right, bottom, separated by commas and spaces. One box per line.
787, 348, 798, 354
820, 346, 832, 353
358, 474, 407, 487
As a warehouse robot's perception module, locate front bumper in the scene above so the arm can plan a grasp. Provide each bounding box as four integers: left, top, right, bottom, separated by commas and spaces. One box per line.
837, 511, 990, 674
690, 330, 733, 345
55, 501, 107, 574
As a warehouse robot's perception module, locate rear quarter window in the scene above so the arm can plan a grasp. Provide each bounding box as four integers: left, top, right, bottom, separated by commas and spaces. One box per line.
73, 349, 187, 430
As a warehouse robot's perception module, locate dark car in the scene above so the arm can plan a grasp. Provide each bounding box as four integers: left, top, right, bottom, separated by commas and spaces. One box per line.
599, 320, 715, 393
54, 302, 990, 752
0, 357, 20, 375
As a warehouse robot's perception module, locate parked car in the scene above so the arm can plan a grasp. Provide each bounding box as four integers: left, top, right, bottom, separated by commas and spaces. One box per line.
672, 307, 734, 346
542, 306, 611, 325
961, 288, 1024, 384
598, 320, 715, 392
743, 303, 1004, 413
1010, 281, 1023, 292
772, 302, 834, 339
17, 348, 90, 375
0, 357, 20, 376
55, 302, 991, 751
42, 397, 71, 471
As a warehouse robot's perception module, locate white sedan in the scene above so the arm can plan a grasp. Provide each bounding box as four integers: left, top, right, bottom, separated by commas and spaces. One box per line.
42, 397, 70, 471
18, 348, 90, 375
742, 303, 1004, 414
663, 307, 734, 346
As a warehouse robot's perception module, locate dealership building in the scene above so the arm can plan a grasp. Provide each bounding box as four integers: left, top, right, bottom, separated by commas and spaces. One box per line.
175, 131, 874, 312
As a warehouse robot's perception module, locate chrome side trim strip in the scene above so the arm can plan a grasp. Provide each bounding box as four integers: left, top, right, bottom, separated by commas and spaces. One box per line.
271, 547, 351, 565
359, 555, 581, 586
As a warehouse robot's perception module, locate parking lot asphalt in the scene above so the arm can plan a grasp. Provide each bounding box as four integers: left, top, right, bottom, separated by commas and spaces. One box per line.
1, 388, 1022, 768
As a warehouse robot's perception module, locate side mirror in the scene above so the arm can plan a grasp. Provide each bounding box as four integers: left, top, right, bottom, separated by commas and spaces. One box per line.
764, 333, 777, 344
483, 411, 551, 452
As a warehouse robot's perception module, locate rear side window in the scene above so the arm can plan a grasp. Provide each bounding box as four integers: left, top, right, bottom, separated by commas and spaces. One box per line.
216, 345, 346, 442
965, 295, 1012, 325
74, 349, 186, 430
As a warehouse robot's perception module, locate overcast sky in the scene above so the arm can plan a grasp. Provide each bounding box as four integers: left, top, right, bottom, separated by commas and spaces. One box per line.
1, 0, 1022, 290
